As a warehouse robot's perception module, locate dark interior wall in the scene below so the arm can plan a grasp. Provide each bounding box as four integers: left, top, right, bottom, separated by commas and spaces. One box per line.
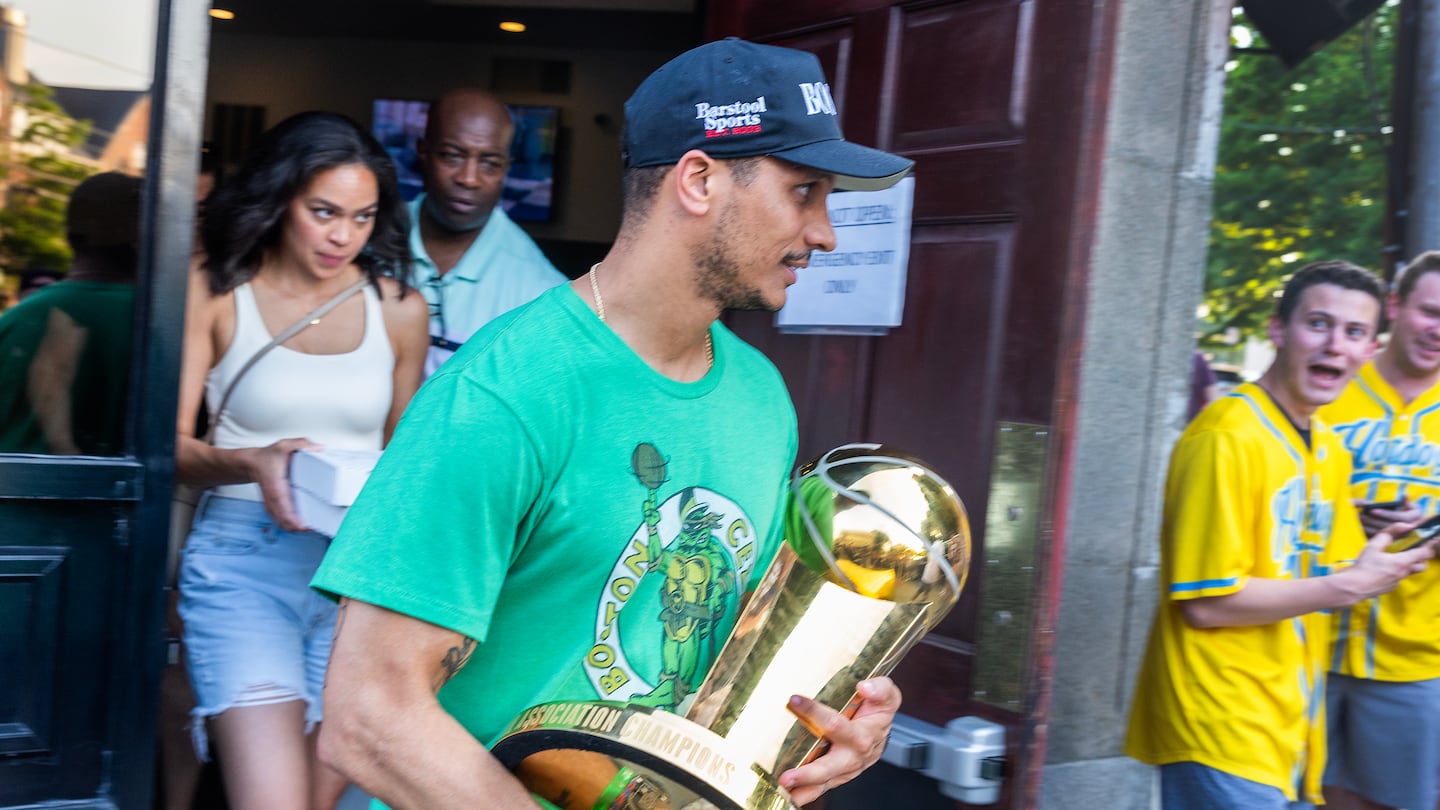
203, 32, 685, 254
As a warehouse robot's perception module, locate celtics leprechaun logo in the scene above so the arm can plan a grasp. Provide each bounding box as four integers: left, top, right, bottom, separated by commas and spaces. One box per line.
585, 443, 759, 711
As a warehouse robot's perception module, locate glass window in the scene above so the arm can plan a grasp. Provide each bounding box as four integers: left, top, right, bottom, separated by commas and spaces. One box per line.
0, 0, 159, 456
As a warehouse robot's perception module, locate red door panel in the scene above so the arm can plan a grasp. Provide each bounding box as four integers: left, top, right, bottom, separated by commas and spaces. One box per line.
910, 147, 1023, 221
893, 1, 1031, 147
869, 228, 1013, 644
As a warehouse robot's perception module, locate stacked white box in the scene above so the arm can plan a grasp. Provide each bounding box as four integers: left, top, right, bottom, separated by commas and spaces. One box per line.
290, 448, 382, 537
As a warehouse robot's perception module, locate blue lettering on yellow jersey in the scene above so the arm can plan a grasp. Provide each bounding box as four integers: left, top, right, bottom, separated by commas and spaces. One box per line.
1127, 383, 1364, 803
1321, 362, 1440, 682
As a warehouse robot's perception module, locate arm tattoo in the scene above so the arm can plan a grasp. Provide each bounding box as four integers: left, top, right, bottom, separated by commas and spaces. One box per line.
439, 637, 477, 685
334, 598, 349, 638
323, 599, 350, 692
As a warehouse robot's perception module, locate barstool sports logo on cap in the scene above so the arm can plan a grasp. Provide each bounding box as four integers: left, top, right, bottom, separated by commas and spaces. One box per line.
586, 442, 759, 712
695, 81, 838, 139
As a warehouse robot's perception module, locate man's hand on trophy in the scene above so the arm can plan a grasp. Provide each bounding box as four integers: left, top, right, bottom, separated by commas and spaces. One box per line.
777, 676, 902, 806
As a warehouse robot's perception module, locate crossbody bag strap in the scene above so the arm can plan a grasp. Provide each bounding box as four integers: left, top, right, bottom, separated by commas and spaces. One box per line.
203, 276, 371, 442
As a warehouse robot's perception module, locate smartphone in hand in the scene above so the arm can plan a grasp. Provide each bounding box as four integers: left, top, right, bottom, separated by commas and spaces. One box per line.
1363, 499, 1407, 514
1387, 514, 1440, 552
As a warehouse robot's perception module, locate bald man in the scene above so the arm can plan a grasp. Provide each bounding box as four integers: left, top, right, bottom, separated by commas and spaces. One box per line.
413, 88, 565, 376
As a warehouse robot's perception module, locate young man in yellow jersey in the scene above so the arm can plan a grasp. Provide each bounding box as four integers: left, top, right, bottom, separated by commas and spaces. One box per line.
1125, 260, 1437, 809
1320, 251, 1440, 810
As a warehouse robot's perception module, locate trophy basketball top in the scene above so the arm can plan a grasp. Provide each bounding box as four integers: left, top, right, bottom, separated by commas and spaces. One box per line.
786, 443, 970, 624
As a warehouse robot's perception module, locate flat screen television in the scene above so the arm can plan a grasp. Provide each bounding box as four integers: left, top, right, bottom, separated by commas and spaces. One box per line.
372, 99, 558, 222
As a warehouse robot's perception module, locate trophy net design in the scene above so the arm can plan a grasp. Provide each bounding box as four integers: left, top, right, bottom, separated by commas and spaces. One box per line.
492, 444, 972, 810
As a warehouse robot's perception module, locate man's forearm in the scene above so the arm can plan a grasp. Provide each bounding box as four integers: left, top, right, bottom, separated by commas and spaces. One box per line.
28, 312, 84, 454
320, 599, 542, 809
320, 688, 538, 809
1179, 536, 1432, 629
1179, 574, 1355, 629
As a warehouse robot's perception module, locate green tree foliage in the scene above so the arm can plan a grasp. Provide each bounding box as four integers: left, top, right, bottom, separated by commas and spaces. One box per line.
1203, 3, 1397, 345
0, 83, 96, 275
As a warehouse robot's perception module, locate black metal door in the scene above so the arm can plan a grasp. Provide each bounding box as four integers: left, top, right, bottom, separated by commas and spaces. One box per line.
0, 1, 208, 806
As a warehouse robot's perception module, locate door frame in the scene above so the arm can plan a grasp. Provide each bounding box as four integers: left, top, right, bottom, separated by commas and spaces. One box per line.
108, 0, 211, 803
0, 1, 209, 805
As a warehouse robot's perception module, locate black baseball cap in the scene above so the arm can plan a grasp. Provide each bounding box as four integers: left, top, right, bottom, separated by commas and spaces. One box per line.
623, 38, 914, 192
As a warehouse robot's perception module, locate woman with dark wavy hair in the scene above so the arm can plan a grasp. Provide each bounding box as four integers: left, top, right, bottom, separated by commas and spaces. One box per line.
173, 111, 427, 809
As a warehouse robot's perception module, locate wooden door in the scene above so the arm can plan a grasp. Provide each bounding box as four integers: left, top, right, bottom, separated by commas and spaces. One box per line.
710, 1, 1114, 806
0, 1, 208, 806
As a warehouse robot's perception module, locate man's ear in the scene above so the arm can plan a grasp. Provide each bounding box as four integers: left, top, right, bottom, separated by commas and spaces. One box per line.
1387, 290, 1400, 323
672, 149, 719, 216
1267, 314, 1285, 350
415, 136, 430, 162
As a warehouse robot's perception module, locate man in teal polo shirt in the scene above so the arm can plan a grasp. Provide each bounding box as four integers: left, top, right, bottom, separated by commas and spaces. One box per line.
412, 87, 565, 377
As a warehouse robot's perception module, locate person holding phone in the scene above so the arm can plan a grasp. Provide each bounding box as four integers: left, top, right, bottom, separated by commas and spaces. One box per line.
1125, 261, 1436, 810
1320, 250, 1440, 810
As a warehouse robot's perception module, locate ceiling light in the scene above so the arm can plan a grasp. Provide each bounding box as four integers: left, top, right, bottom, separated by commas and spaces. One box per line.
210, 8, 235, 19
499, 21, 526, 33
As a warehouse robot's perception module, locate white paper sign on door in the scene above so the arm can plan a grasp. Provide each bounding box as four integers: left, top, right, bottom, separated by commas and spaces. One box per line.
777, 176, 914, 334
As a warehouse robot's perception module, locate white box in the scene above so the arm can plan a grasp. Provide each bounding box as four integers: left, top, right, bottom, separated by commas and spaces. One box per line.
290, 448, 381, 537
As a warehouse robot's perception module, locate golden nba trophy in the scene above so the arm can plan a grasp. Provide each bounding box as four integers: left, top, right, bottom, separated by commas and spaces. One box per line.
491, 444, 971, 809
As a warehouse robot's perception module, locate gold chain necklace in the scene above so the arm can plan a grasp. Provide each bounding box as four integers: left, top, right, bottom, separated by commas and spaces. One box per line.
589, 262, 713, 369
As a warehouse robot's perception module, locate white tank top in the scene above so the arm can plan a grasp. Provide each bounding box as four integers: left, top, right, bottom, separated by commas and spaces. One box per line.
206, 282, 394, 501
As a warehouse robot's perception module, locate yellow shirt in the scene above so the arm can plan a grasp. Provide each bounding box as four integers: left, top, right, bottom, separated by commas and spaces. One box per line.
1321, 362, 1440, 681
1125, 383, 1365, 802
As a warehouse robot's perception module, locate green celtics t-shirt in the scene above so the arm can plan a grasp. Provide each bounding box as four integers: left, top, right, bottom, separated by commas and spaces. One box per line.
313, 285, 798, 758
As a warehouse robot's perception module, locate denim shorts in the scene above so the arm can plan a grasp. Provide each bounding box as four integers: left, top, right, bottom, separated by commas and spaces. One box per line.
1325, 671, 1440, 809
177, 494, 337, 758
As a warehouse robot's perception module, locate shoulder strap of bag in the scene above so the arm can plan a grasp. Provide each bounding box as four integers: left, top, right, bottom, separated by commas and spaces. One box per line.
203, 276, 371, 442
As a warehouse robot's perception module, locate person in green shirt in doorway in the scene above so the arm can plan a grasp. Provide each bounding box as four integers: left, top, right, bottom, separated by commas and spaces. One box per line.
0, 171, 141, 456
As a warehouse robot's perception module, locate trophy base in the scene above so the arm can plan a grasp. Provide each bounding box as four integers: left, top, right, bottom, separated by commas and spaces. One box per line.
492, 700, 795, 810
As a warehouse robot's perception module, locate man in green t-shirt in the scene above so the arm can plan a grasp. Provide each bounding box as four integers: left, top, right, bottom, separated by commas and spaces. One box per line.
313, 38, 914, 809
0, 172, 141, 455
